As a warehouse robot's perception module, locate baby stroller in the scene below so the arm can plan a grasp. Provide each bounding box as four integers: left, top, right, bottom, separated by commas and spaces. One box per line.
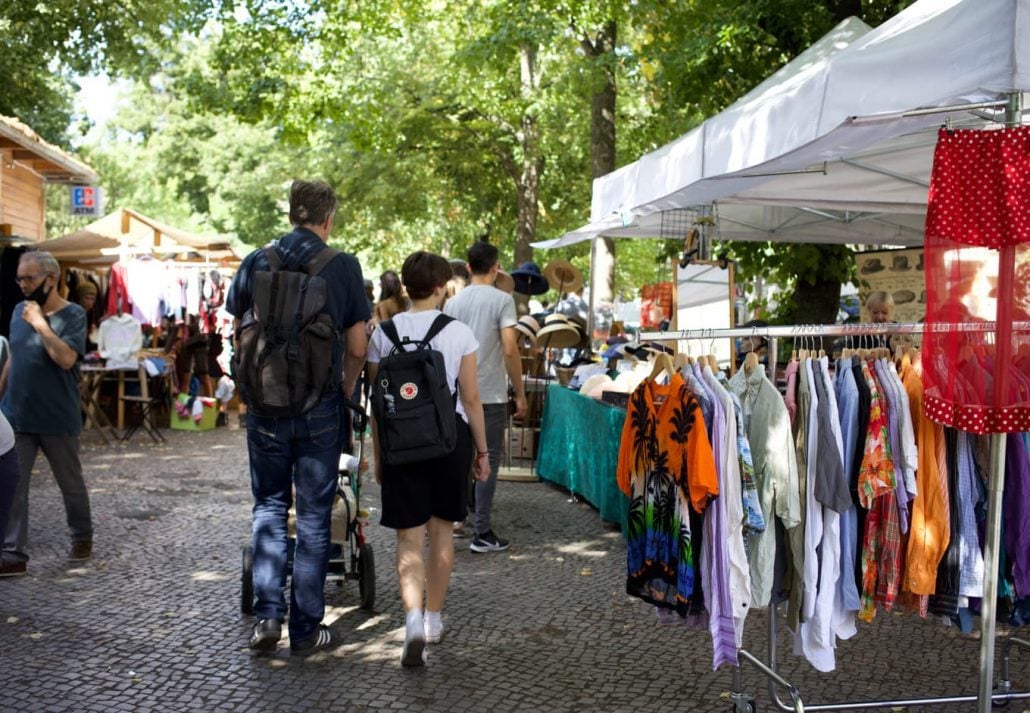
240, 398, 375, 614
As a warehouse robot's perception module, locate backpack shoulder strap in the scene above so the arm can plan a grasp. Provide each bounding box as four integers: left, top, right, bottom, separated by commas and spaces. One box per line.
303, 245, 340, 277
263, 244, 282, 271
379, 319, 404, 353
420, 314, 454, 347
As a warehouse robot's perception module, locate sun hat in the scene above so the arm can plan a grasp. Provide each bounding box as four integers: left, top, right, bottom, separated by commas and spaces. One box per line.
514, 315, 540, 345
579, 373, 613, 397
543, 260, 584, 294
510, 261, 549, 295
495, 269, 515, 294
535, 313, 582, 349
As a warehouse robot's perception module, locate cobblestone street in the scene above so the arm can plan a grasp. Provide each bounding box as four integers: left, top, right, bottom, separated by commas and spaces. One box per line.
1, 424, 1026, 712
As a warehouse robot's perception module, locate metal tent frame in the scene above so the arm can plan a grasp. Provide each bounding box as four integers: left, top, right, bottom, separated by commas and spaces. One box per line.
639, 320, 1030, 712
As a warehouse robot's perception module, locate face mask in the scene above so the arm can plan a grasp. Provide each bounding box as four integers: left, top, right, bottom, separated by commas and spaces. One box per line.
27, 279, 52, 306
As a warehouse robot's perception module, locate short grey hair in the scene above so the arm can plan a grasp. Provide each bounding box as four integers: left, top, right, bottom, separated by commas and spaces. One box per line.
21, 251, 60, 278
865, 290, 895, 309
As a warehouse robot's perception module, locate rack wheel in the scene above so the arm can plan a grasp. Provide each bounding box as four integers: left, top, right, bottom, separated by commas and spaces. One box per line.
358, 543, 375, 610
241, 545, 255, 615
731, 703, 755, 713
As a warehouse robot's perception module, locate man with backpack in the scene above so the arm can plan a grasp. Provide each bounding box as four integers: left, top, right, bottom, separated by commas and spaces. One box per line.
226, 180, 369, 656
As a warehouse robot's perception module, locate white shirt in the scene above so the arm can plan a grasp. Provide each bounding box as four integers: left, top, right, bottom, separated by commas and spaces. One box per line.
0, 410, 14, 455
367, 310, 478, 422
98, 313, 143, 369
703, 366, 752, 647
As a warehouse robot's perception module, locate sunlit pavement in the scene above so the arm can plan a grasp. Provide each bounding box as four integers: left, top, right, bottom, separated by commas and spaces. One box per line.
1, 423, 1025, 712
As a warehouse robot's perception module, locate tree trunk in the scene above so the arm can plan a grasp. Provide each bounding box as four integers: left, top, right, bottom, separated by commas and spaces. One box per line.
512, 43, 542, 314
792, 276, 842, 352
585, 21, 617, 307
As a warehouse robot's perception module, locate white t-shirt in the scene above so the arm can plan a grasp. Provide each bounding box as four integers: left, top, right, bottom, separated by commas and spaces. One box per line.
367, 310, 479, 422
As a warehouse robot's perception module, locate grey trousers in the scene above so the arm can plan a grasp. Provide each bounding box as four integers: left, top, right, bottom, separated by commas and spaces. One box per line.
3, 433, 93, 562
472, 403, 508, 536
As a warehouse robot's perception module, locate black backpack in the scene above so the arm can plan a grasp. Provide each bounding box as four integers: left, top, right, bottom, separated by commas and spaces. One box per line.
232, 243, 341, 417
371, 315, 458, 465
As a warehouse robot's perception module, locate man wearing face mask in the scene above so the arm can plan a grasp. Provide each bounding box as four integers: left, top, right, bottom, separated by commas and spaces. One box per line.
0, 251, 92, 577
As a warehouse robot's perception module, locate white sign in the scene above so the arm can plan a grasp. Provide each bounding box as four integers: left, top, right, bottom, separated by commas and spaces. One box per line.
70, 185, 103, 217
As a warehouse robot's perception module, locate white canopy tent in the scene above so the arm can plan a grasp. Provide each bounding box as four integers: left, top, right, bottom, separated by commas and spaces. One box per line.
536, 0, 1030, 249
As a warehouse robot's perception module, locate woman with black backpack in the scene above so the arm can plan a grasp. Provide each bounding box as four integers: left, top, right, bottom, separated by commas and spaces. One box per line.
366, 251, 490, 668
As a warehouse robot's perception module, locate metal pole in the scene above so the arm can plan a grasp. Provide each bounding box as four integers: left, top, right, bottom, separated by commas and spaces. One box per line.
587, 237, 597, 352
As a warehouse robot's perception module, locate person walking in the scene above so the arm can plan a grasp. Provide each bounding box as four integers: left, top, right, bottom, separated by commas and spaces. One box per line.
0, 251, 92, 576
366, 251, 490, 667
371, 270, 407, 326
443, 240, 526, 553
226, 180, 369, 655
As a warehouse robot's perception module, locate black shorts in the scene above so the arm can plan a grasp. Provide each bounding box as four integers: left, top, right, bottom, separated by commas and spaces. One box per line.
379, 416, 471, 530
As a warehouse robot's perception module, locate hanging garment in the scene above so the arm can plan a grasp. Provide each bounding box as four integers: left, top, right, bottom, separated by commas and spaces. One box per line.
900, 357, 952, 597
875, 358, 911, 534
718, 374, 764, 535
929, 429, 963, 618
858, 361, 901, 622
703, 366, 752, 666
834, 360, 862, 614
729, 367, 801, 608
785, 359, 811, 631
1004, 432, 1030, 596
922, 126, 1030, 434
98, 313, 143, 369
783, 358, 800, 428
955, 432, 986, 599
616, 375, 718, 616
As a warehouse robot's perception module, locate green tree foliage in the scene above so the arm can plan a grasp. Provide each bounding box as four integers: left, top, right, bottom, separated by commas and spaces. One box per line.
32, 0, 912, 313
0, 0, 210, 145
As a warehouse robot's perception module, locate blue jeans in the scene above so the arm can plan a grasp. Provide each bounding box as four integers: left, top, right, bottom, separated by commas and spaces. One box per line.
247, 393, 343, 641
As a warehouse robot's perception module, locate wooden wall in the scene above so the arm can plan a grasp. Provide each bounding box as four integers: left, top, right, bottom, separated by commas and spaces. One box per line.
0, 149, 45, 241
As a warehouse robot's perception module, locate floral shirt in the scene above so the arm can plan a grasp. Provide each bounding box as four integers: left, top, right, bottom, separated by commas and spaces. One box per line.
617, 374, 719, 616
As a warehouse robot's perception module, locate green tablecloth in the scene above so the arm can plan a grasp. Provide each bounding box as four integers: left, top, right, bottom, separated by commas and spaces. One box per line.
535, 384, 628, 534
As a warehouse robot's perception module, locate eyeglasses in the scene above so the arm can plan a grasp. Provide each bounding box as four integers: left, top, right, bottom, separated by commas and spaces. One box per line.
15, 273, 46, 285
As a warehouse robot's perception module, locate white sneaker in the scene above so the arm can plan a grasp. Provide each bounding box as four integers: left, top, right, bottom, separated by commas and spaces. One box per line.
424, 618, 445, 644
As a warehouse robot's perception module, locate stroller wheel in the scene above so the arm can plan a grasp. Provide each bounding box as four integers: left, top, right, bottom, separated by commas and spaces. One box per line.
241, 545, 255, 615
358, 543, 375, 610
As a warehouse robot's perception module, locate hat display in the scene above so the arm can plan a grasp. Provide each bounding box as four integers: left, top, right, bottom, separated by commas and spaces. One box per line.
543, 260, 584, 294
890, 254, 911, 271
510, 261, 549, 295
579, 373, 613, 398
535, 313, 582, 349
495, 269, 514, 294
859, 257, 885, 274
893, 289, 916, 305
514, 315, 540, 345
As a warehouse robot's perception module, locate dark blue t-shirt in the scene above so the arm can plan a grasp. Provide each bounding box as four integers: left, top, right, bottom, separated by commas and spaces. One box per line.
225, 228, 370, 390
1, 301, 87, 436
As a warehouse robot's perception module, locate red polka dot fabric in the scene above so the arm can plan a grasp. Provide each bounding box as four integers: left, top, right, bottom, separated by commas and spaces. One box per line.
922, 127, 1030, 434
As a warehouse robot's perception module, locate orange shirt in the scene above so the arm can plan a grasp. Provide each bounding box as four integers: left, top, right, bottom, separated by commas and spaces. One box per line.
901, 356, 951, 596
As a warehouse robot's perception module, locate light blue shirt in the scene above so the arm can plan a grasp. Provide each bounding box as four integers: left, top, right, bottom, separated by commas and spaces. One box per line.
834, 361, 861, 612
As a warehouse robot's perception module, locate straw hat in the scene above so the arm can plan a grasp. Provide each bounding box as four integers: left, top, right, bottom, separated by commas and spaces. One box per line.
543, 260, 584, 294
514, 315, 540, 345
579, 373, 613, 398
494, 269, 515, 294
510, 261, 549, 295
535, 313, 582, 349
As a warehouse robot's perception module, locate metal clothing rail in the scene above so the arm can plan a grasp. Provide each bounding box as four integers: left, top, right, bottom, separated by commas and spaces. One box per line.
638, 320, 1028, 712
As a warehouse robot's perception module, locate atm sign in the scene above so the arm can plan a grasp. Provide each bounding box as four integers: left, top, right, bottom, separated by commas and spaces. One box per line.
70, 185, 102, 217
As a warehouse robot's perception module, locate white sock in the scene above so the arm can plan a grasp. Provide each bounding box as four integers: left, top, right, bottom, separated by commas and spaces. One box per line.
424, 610, 442, 630
406, 608, 424, 638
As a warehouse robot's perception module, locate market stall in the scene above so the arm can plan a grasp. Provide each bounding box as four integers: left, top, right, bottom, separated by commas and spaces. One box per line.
533, 0, 1030, 710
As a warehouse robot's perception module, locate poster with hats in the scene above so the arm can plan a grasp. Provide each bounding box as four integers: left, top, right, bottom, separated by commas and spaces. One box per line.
854, 248, 925, 323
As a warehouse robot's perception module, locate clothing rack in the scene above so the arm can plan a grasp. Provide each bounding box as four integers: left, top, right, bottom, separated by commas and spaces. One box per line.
640, 320, 1029, 712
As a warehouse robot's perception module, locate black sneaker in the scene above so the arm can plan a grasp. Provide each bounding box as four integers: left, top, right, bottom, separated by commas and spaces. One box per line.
248, 618, 282, 651
0, 558, 27, 578
469, 530, 510, 553
290, 624, 333, 656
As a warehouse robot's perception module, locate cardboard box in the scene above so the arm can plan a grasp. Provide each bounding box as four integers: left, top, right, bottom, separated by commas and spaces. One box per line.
171, 395, 219, 431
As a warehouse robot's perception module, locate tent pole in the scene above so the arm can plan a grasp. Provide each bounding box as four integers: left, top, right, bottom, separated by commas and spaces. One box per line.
976, 90, 1022, 713
587, 237, 597, 350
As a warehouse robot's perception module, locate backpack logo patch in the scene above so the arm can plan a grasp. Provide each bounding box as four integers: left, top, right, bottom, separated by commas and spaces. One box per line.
399, 382, 419, 400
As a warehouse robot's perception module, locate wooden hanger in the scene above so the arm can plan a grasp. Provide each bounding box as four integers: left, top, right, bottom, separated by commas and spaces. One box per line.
648, 352, 676, 382
743, 351, 761, 376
